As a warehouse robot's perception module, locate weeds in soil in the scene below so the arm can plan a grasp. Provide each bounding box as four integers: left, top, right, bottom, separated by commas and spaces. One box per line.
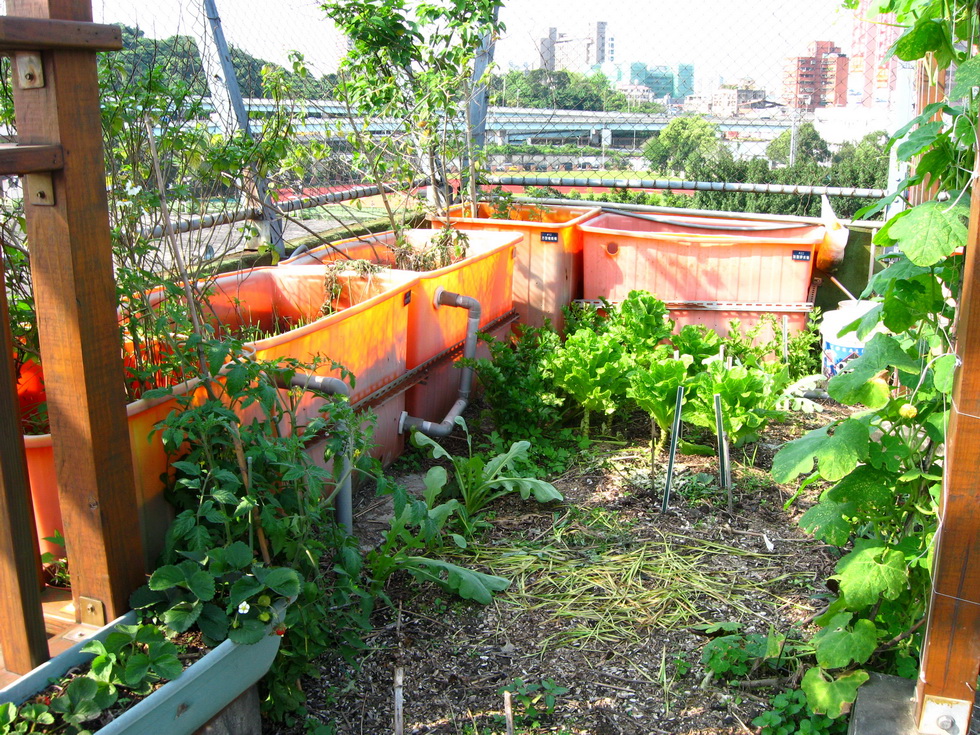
499, 677, 567, 727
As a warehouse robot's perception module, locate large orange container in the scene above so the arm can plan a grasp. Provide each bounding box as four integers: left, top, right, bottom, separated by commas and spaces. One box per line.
428, 204, 600, 332
200, 266, 417, 466
666, 302, 812, 341
579, 212, 824, 304
22, 377, 197, 566
21, 267, 418, 567
282, 228, 519, 423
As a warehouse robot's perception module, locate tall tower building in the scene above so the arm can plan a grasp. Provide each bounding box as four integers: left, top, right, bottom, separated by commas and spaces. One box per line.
538, 21, 610, 72
782, 41, 849, 111
674, 64, 695, 99
850, 0, 902, 108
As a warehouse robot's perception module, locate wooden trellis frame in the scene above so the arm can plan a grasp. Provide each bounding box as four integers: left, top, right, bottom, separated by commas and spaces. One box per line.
0, 0, 144, 675
913, 168, 980, 733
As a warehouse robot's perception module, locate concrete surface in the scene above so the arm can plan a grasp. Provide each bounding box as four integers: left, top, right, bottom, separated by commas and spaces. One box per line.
848, 673, 980, 735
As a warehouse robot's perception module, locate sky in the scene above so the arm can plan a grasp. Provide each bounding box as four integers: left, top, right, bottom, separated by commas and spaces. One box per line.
78, 0, 859, 98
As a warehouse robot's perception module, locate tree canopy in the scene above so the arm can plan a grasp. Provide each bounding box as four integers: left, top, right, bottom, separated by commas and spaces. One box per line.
114, 24, 336, 101
686, 130, 889, 219
643, 115, 720, 174
488, 69, 664, 113
766, 122, 831, 165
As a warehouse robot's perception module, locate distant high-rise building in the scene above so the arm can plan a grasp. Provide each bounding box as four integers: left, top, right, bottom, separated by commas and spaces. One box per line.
631, 64, 675, 98
782, 41, 848, 111
850, 0, 902, 108
674, 64, 695, 98
538, 21, 610, 72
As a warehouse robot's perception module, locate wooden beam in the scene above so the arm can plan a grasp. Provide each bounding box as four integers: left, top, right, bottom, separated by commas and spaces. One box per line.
0, 16, 121, 52
910, 57, 946, 207
10, 0, 144, 622
0, 143, 62, 174
0, 257, 48, 675
914, 162, 980, 727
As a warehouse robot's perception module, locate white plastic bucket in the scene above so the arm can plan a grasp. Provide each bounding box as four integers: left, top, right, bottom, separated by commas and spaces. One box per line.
821, 300, 879, 377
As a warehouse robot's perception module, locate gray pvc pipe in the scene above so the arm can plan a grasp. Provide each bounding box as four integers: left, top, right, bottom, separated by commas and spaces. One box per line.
274, 372, 353, 534
602, 207, 809, 231
489, 175, 886, 199
514, 196, 888, 230
399, 288, 482, 438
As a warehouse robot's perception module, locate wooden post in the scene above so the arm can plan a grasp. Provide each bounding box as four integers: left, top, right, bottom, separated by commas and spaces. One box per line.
909, 56, 946, 207
914, 167, 980, 731
9, 0, 145, 623
0, 257, 48, 674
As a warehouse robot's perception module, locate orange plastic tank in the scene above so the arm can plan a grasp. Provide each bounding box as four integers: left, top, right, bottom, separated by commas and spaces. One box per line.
666, 302, 812, 342
202, 266, 418, 465
429, 203, 600, 332
579, 211, 823, 304
283, 229, 519, 423
23, 377, 196, 566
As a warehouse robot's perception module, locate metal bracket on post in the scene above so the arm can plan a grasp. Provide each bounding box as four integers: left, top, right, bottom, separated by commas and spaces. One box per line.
78, 596, 106, 627
917, 695, 971, 735
15, 52, 43, 89
25, 172, 54, 206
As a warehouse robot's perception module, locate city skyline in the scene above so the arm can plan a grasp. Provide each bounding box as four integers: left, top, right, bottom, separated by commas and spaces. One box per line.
80, 0, 901, 111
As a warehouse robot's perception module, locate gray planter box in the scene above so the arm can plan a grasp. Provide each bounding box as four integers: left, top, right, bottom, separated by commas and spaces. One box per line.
0, 603, 286, 735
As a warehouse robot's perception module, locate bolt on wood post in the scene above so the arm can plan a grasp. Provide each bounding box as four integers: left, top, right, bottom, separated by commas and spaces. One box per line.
9, 0, 145, 622
914, 165, 980, 731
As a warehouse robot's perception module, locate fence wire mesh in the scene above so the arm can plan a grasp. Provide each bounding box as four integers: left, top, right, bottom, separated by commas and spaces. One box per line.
1, 0, 908, 264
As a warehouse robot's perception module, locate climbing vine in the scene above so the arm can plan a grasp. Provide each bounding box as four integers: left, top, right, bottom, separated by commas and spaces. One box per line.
765, 0, 979, 725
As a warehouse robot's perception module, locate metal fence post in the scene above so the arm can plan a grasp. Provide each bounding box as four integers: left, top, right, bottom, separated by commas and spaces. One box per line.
196, 0, 283, 254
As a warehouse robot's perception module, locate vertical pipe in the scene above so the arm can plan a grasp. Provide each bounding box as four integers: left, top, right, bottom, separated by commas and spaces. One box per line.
781, 315, 789, 365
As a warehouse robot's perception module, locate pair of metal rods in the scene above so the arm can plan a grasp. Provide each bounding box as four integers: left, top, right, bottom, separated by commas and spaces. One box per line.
660, 388, 732, 514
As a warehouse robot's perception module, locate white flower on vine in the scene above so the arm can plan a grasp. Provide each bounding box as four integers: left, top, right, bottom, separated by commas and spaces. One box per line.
237, 601, 250, 615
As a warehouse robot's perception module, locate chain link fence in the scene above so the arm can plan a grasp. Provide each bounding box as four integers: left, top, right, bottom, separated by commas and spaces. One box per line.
1, 0, 909, 266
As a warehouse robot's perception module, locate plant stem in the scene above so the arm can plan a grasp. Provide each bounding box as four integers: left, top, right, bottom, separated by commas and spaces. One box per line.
142, 115, 216, 398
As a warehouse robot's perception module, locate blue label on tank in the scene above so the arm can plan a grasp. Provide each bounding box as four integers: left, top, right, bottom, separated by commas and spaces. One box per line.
792, 250, 811, 261
823, 340, 864, 377
541, 232, 559, 242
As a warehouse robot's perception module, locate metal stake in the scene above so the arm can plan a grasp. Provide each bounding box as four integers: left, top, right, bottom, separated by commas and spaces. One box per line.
661, 385, 685, 512
781, 315, 789, 364
714, 393, 733, 514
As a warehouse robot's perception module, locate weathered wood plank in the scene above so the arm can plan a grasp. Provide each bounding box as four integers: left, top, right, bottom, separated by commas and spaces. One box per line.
0, 16, 121, 51
915, 166, 980, 720
0, 143, 62, 174
0, 259, 48, 675
9, 0, 145, 622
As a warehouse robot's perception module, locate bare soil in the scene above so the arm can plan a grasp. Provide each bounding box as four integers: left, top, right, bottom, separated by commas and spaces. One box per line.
269, 401, 849, 735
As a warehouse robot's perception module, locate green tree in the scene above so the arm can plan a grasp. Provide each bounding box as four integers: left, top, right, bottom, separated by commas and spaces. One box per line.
766, 122, 831, 165
642, 115, 720, 174
114, 24, 335, 101
488, 69, 663, 113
